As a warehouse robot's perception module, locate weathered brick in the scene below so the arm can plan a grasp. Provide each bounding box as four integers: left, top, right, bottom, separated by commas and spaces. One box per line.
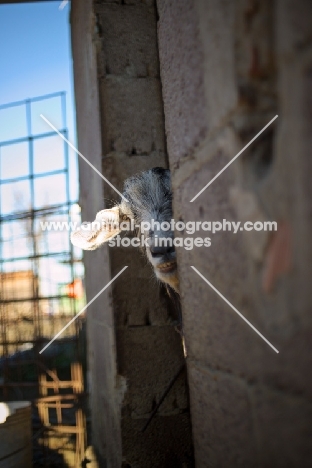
74, 0, 312, 466
124, 0, 155, 6
121, 414, 193, 467
103, 0, 155, 6
188, 364, 257, 467
73, 0, 192, 466
277, 0, 312, 59
274, 55, 312, 330
109, 246, 175, 326
173, 154, 312, 398
195, 0, 237, 130
251, 385, 312, 466
102, 150, 167, 199
157, 0, 208, 165
100, 77, 166, 154
117, 326, 186, 416
96, 3, 159, 77
95, 0, 121, 3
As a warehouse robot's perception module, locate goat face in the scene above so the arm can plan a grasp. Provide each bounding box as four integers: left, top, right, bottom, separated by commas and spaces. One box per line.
71, 167, 179, 293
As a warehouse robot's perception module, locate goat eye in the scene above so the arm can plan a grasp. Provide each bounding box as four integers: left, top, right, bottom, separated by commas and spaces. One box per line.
122, 215, 129, 221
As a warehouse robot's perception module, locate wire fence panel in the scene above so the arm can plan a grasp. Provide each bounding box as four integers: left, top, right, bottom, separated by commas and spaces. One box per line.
0, 91, 85, 403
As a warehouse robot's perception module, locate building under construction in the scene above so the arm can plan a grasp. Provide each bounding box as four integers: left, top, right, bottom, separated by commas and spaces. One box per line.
0, 92, 87, 466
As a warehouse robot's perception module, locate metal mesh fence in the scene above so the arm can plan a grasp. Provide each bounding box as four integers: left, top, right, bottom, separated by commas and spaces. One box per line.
0, 91, 85, 403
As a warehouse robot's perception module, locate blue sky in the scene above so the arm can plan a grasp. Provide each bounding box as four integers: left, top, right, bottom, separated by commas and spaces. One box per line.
0, 1, 77, 198
0, 1, 82, 292
0, 1, 74, 116
0, 1, 78, 198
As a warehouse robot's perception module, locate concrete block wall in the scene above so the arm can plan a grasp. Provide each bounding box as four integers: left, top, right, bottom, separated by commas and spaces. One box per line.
157, 0, 312, 466
72, 0, 193, 466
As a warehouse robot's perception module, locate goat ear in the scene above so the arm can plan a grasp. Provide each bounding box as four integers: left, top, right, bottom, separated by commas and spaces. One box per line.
71, 206, 121, 250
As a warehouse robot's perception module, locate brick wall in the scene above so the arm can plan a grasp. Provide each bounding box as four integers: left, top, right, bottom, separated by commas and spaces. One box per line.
72, 0, 193, 466
157, 0, 312, 466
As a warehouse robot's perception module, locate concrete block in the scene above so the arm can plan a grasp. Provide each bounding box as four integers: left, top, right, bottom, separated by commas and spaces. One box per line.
173, 150, 312, 398
100, 77, 166, 154
124, 0, 155, 6
102, 150, 167, 199
172, 150, 249, 318
157, 0, 208, 164
235, 0, 275, 82
188, 364, 257, 467
195, 0, 237, 130
97, 0, 122, 3
171, 155, 265, 372
103, 1, 155, 6
277, 0, 312, 59
251, 385, 312, 467
274, 54, 312, 329
109, 246, 174, 326
96, 3, 159, 77
116, 326, 186, 416
121, 414, 193, 467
